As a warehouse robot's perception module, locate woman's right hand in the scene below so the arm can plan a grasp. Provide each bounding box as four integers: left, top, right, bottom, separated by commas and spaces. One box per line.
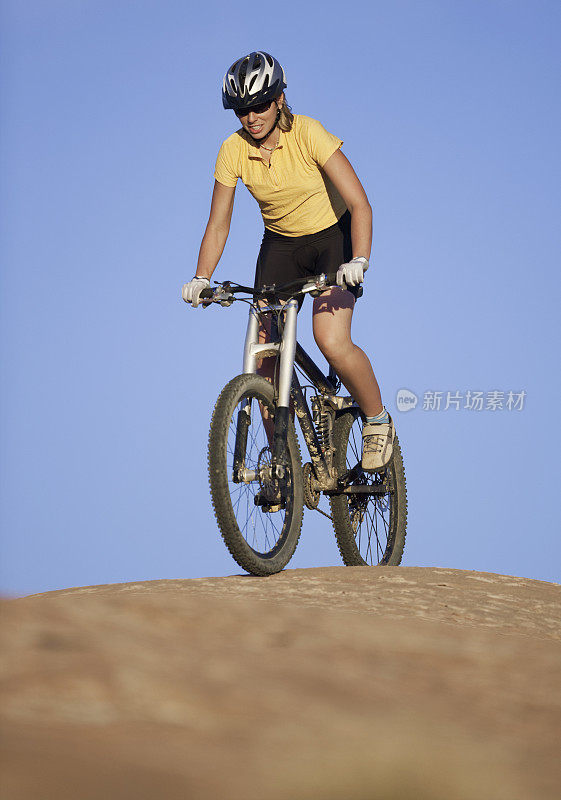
182, 276, 210, 308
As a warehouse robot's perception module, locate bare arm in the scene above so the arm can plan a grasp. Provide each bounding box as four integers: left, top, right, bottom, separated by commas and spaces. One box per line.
195, 181, 236, 280
322, 149, 372, 261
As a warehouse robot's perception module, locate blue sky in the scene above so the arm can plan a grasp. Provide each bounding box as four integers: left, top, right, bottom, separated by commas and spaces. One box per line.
1, 0, 560, 595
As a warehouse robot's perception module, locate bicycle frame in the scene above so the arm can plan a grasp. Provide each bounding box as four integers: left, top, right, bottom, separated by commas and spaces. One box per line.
241, 299, 355, 491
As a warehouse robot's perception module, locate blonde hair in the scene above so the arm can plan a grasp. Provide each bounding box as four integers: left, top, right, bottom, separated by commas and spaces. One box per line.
278, 97, 294, 131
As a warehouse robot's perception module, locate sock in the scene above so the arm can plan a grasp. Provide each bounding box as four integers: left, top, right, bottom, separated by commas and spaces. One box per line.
365, 407, 389, 425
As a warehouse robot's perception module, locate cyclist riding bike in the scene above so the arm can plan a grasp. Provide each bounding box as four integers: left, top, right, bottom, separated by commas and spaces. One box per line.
182, 51, 394, 471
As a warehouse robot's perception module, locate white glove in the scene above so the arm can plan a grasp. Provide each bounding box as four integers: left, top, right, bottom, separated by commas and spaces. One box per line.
336, 257, 369, 287
182, 276, 210, 308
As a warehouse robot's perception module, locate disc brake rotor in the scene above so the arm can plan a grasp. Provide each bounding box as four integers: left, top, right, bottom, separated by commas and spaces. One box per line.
256, 447, 283, 512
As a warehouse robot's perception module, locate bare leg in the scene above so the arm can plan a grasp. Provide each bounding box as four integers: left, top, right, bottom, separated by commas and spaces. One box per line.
312, 287, 383, 418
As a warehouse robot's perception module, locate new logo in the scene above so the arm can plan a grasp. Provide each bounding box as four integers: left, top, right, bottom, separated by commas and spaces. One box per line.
396, 388, 418, 412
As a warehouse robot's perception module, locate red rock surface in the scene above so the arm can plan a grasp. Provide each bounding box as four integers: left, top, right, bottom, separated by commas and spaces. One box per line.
1, 566, 560, 799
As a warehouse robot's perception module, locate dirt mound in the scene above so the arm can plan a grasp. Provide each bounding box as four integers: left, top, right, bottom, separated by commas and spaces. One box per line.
1, 566, 560, 799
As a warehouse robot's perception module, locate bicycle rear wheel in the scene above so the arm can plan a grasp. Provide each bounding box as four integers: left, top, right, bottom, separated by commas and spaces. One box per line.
208, 374, 304, 576
330, 409, 407, 566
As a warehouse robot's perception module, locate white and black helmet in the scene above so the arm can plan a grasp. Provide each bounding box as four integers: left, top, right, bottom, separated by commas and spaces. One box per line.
222, 51, 286, 111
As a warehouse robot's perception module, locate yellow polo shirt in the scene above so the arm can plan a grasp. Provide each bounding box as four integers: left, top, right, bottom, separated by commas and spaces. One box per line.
214, 114, 347, 236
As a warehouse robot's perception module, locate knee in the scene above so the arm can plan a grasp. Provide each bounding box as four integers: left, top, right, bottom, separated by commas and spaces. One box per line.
313, 327, 352, 363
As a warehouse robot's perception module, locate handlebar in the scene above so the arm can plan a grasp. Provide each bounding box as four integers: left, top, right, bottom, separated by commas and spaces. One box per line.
199, 272, 362, 307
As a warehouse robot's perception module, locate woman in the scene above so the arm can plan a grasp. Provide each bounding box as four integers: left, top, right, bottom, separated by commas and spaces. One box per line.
182, 51, 394, 471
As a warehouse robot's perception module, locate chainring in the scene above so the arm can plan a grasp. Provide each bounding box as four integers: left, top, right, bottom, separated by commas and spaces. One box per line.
303, 462, 320, 510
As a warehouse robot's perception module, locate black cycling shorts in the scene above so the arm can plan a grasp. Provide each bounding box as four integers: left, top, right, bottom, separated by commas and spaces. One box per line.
254, 210, 359, 304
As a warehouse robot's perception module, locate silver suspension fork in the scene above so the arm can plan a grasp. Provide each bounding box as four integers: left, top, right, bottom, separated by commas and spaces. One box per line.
272, 300, 298, 477
232, 308, 261, 482
242, 307, 260, 374
276, 299, 298, 408
240, 300, 299, 480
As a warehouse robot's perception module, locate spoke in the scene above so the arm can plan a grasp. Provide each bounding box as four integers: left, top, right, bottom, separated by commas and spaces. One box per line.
246, 418, 261, 458
240, 498, 258, 536
349, 425, 361, 463
251, 493, 258, 547
365, 523, 373, 564
232, 486, 248, 515
268, 509, 285, 540
366, 504, 383, 562
364, 506, 376, 564
380, 503, 390, 536
257, 510, 272, 552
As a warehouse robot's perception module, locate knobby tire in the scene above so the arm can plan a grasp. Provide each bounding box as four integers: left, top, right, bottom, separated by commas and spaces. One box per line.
208, 374, 304, 576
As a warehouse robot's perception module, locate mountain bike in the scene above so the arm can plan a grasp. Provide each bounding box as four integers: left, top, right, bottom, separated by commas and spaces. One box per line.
199, 273, 407, 576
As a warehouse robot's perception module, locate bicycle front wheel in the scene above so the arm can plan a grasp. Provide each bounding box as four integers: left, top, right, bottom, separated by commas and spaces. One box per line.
208, 374, 304, 576
330, 409, 407, 566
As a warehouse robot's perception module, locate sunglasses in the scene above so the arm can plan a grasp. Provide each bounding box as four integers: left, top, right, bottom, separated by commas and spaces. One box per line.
234, 99, 275, 118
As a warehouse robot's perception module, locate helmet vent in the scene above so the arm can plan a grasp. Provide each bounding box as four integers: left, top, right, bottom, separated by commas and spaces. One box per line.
239, 60, 248, 90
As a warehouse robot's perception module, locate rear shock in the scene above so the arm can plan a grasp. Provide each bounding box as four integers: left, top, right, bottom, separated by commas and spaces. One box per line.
312, 396, 335, 474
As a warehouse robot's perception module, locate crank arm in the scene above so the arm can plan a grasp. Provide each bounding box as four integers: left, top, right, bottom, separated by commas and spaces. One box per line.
343, 484, 392, 495
337, 462, 363, 486
325, 484, 393, 496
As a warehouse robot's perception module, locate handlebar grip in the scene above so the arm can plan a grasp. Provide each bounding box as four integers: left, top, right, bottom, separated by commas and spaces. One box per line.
324, 272, 363, 297
199, 287, 215, 309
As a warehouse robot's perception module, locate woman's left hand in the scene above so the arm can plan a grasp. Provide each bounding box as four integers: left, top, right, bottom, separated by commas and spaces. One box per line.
336, 256, 369, 287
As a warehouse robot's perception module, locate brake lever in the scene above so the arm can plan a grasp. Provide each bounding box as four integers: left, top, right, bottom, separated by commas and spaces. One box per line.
199, 287, 215, 309
200, 286, 234, 308
302, 272, 339, 296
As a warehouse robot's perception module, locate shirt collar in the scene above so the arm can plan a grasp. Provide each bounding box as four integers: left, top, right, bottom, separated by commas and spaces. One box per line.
240, 127, 284, 160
